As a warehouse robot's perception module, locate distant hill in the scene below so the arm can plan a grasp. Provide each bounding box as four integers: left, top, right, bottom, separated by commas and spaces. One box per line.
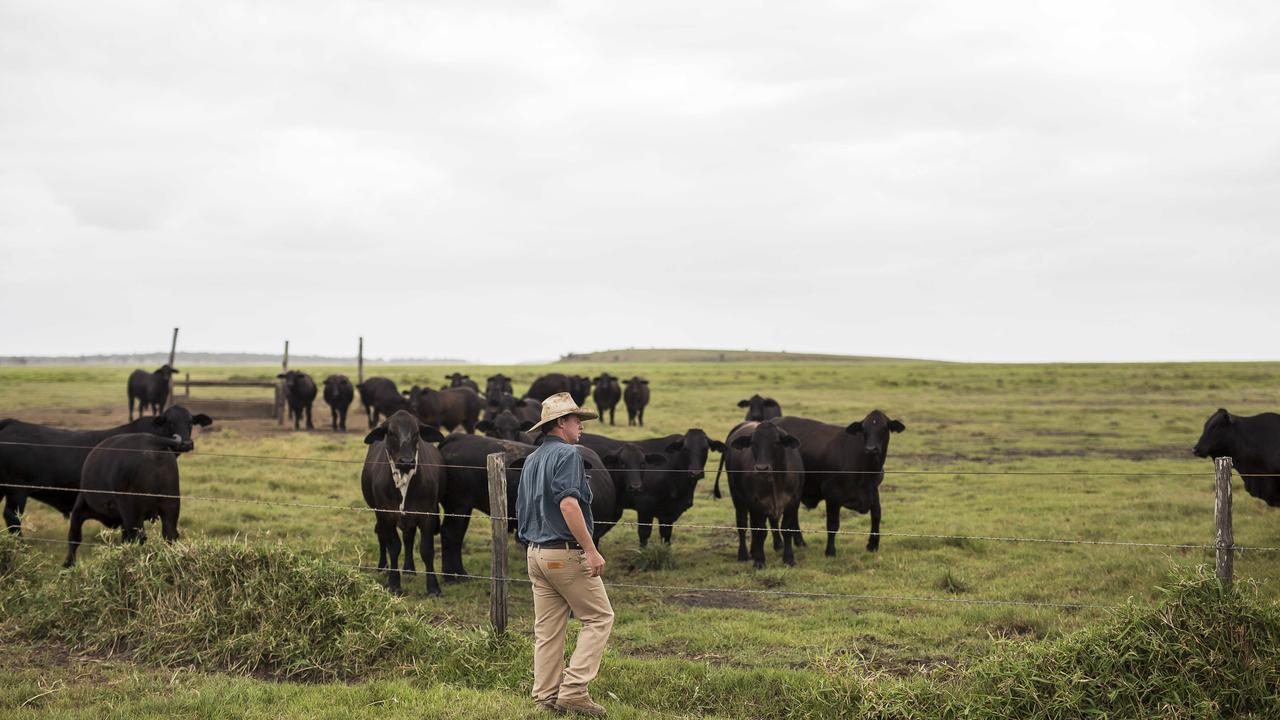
557, 348, 928, 363
0, 352, 465, 367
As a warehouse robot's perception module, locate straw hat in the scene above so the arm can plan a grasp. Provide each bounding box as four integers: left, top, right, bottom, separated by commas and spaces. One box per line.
529, 391, 598, 432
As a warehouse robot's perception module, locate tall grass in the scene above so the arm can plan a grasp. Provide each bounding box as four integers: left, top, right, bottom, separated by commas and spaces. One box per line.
4, 538, 1276, 718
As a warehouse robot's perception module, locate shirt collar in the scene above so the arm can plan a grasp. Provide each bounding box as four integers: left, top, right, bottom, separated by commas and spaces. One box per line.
542, 434, 567, 445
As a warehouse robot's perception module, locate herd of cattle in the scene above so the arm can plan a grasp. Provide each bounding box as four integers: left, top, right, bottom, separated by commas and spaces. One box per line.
1, 365, 1278, 597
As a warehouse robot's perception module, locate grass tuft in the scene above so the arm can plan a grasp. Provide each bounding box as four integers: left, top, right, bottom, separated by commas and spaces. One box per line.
936, 565, 970, 594
627, 542, 675, 572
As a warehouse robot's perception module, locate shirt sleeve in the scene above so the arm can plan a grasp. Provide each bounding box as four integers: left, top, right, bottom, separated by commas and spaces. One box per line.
550, 447, 588, 504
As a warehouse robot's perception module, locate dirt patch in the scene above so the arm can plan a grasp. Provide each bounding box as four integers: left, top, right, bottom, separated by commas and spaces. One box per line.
665, 590, 763, 610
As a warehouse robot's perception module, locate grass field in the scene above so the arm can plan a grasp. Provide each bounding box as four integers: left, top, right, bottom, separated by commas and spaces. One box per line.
2, 360, 1278, 718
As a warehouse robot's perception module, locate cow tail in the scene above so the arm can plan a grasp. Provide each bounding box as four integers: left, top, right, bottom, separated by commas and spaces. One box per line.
712, 453, 726, 499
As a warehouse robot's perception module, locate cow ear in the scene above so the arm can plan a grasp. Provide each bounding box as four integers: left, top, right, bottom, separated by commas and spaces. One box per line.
364, 427, 388, 445
644, 453, 667, 466
276, 373, 287, 379
737, 399, 750, 408
476, 420, 494, 433
641, 379, 649, 385
780, 433, 801, 449
731, 435, 753, 450
193, 414, 213, 427
664, 438, 685, 453
845, 421, 864, 435
708, 439, 727, 453
519, 421, 535, 431
1217, 409, 1231, 425
888, 419, 906, 433
418, 424, 445, 443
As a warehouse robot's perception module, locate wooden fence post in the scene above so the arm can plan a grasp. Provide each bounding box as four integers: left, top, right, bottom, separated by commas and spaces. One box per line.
1215, 456, 1234, 586
166, 327, 179, 409
487, 452, 509, 634
358, 337, 364, 385
277, 340, 289, 426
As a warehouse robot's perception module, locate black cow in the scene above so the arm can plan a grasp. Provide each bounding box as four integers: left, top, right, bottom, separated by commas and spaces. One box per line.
277, 370, 318, 430
360, 410, 447, 596
476, 409, 535, 443
437, 435, 621, 580
127, 364, 178, 420
569, 375, 592, 406
1193, 408, 1280, 507
322, 374, 354, 432
357, 377, 408, 429
725, 421, 803, 568
0, 406, 212, 534
63, 433, 189, 567
623, 377, 650, 427
484, 393, 541, 424
485, 374, 514, 402
577, 433, 671, 546
775, 412, 904, 555
408, 386, 481, 434
524, 373, 572, 402
632, 429, 726, 544
592, 374, 622, 426
738, 394, 782, 422
443, 373, 480, 393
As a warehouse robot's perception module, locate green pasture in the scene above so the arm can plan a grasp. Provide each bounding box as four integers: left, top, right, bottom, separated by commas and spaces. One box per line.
2, 360, 1278, 718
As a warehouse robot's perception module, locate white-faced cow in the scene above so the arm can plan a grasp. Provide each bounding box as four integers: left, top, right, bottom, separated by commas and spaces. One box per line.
64, 433, 191, 567
775, 411, 905, 556
0, 406, 212, 534
357, 377, 408, 429
277, 370, 318, 430
725, 420, 803, 568
592, 374, 622, 426
322, 374, 354, 431
1193, 408, 1280, 507
127, 364, 179, 420
623, 377, 650, 427
360, 410, 447, 596
738, 395, 782, 422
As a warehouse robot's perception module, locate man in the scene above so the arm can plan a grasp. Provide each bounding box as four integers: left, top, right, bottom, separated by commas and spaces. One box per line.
517, 392, 613, 716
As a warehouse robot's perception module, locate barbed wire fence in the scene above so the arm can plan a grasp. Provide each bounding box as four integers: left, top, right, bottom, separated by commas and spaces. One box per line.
0, 440, 1263, 632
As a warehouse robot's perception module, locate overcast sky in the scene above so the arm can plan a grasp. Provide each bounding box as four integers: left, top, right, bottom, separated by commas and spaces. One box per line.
2, 1, 1278, 363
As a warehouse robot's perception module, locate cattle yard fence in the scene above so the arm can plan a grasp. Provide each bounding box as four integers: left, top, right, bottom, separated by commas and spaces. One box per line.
0, 442, 1268, 636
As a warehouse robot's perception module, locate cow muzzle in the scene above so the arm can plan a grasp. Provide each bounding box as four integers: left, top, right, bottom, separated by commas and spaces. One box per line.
1191, 446, 1209, 458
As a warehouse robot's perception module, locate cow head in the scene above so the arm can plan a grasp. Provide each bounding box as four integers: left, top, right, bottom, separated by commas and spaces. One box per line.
155, 364, 179, 378
623, 377, 649, 387
845, 410, 906, 457
276, 370, 310, 392
738, 394, 782, 422
731, 422, 800, 475
602, 444, 666, 496
323, 374, 348, 390
476, 410, 534, 441
662, 428, 727, 481
1193, 408, 1234, 459
592, 373, 616, 386
364, 410, 444, 474
150, 405, 213, 452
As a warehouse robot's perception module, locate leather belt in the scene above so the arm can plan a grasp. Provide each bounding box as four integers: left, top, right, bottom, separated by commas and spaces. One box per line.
530, 539, 582, 550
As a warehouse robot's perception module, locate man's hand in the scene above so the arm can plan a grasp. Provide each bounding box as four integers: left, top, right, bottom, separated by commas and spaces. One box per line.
584, 549, 606, 577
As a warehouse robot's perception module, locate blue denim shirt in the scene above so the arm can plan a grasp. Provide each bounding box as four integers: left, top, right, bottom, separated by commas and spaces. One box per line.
516, 435, 593, 544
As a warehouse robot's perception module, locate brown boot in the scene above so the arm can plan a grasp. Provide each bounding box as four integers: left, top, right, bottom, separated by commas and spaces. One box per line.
535, 697, 564, 714
554, 695, 606, 717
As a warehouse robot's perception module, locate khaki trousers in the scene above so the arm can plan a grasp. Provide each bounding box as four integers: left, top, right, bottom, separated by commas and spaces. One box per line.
527, 546, 615, 703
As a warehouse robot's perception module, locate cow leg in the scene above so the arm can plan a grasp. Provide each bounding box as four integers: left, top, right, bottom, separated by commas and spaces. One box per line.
825, 501, 840, 556
770, 516, 783, 551
331, 406, 338, 431
609, 406, 615, 425
304, 402, 314, 430
3, 491, 24, 535
657, 515, 674, 544
734, 502, 749, 562
159, 499, 181, 543
401, 519, 418, 576
120, 504, 143, 544
339, 407, 347, 431
867, 499, 881, 553
376, 515, 403, 595
440, 506, 472, 581
420, 515, 441, 597
374, 517, 387, 570
64, 496, 91, 567
749, 509, 767, 569
639, 407, 645, 427
782, 506, 798, 567
636, 511, 654, 547
128, 395, 135, 421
